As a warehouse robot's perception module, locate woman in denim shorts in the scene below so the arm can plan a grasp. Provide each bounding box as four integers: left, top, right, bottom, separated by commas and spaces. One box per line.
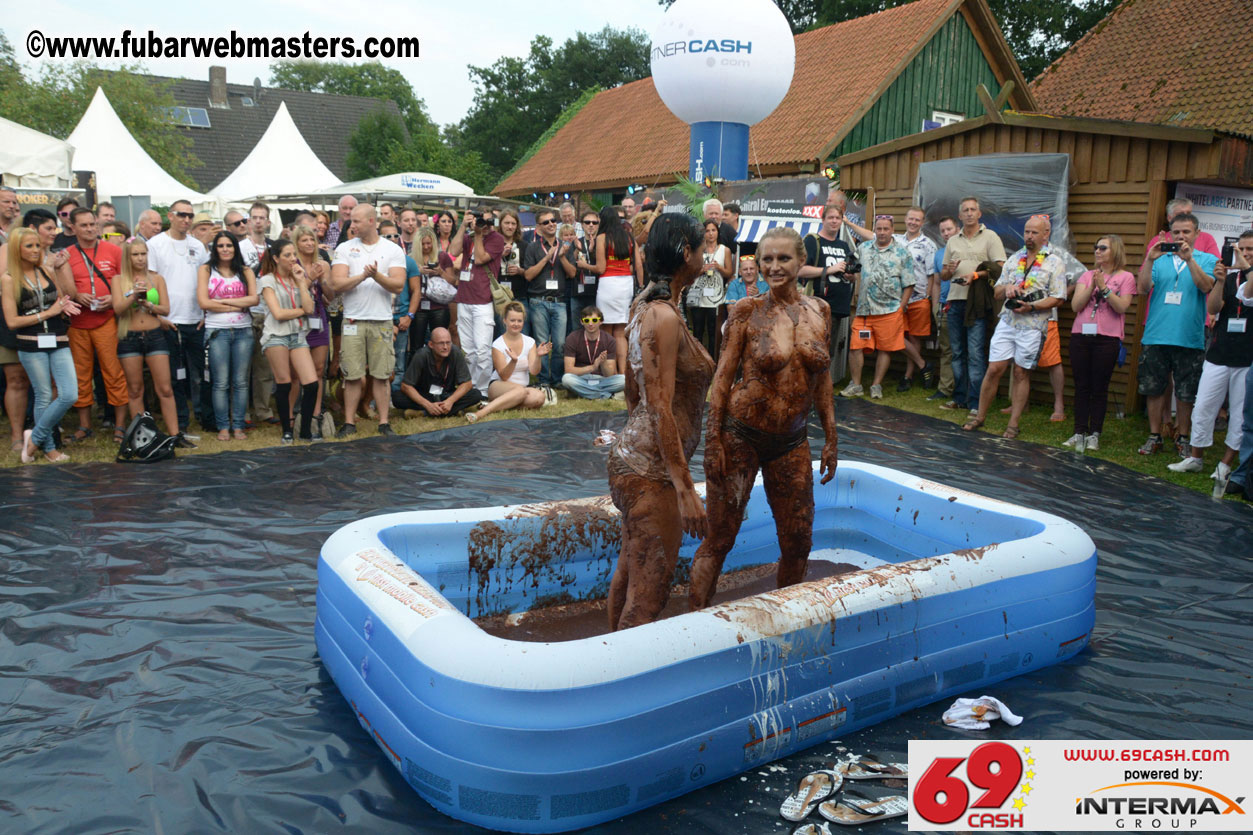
112, 239, 179, 437
259, 240, 319, 443
293, 224, 334, 438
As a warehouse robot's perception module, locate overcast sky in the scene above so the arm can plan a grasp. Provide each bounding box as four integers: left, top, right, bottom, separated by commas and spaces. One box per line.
7, 2, 669, 127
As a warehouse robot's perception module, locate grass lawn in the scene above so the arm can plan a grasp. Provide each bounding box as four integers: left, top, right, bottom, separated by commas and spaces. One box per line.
844, 379, 1248, 502
1, 395, 626, 469
5, 378, 1247, 506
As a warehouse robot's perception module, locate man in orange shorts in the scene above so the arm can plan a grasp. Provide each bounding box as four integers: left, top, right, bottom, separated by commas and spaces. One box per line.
841, 215, 914, 399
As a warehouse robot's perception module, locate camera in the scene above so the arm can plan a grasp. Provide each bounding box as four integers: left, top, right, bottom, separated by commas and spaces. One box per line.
1159, 241, 1180, 253
1005, 288, 1045, 311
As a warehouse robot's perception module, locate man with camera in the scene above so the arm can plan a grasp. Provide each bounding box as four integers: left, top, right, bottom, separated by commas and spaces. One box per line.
962, 215, 1066, 437
1135, 211, 1219, 456
448, 207, 504, 394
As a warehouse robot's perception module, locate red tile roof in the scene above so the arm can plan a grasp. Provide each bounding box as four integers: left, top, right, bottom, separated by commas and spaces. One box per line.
497, 0, 965, 195
1032, 0, 1253, 139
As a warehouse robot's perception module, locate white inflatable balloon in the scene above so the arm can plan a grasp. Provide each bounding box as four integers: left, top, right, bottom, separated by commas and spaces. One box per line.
651, 0, 796, 127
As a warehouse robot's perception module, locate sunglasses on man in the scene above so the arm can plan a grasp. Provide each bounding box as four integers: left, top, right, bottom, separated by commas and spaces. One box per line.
172, 211, 194, 219
382, 233, 400, 240
581, 316, 602, 324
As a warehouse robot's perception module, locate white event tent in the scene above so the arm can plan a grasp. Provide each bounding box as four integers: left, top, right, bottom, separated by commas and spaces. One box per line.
0, 116, 74, 188
211, 102, 340, 202
67, 87, 214, 208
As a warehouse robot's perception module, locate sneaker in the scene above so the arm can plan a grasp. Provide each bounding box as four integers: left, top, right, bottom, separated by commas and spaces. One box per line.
1167, 456, 1203, 473
1224, 478, 1246, 496
839, 383, 864, 398
541, 386, 558, 407
921, 362, 937, 388
1062, 433, 1083, 448
938, 400, 966, 411
180, 431, 201, 442
1073, 434, 1086, 453
870, 384, 883, 399
377, 423, 395, 437
336, 423, 357, 438
174, 433, 198, 450
1173, 436, 1191, 459
281, 431, 294, 446
1137, 434, 1162, 455
896, 378, 912, 393
310, 423, 323, 441
1085, 433, 1100, 451
1211, 462, 1232, 499
925, 390, 947, 401
611, 391, 625, 401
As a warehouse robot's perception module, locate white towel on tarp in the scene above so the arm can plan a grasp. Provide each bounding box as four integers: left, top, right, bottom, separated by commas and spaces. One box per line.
943, 696, 1023, 730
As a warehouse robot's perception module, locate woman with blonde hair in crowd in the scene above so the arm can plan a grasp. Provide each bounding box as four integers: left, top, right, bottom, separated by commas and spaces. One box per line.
258, 240, 319, 443
112, 239, 178, 437
498, 208, 526, 327
1066, 234, 1136, 453
313, 211, 331, 249
407, 226, 456, 350
198, 231, 258, 441
293, 223, 334, 439
466, 300, 549, 422
1, 228, 82, 463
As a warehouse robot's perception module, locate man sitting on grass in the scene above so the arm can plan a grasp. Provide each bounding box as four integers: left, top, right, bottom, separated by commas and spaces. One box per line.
393, 327, 483, 418
561, 305, 625, 400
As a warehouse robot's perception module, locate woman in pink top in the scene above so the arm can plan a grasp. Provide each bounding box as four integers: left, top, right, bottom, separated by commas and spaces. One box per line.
1066, 234, 1136, 452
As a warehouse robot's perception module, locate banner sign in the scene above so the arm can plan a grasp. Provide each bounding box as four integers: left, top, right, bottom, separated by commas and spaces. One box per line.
1175, 182, 1253, 242
908, 739, 1251, 832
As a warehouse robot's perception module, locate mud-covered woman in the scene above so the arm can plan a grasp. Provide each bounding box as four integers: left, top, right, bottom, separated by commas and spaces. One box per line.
688, 227, 839, 610
607, 213, 714, 631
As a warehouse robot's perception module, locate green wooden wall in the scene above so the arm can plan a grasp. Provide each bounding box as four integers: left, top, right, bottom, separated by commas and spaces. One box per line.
830, 13, 1001, 160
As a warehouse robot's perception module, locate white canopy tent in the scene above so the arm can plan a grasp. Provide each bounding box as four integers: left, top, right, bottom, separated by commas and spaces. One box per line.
67, 87, 214, 208
256, 171, 513, 215
212, 102, 339, 202
0, 116, 74, 188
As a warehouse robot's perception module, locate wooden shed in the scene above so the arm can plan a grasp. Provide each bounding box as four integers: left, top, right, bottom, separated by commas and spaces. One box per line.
837, 110, 1253, 412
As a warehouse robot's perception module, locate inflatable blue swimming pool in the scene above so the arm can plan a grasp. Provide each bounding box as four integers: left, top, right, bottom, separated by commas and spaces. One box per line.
315, 460, 1096, 833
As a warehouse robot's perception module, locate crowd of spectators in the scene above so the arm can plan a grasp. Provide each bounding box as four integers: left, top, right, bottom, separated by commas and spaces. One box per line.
0, 184, 1250, 502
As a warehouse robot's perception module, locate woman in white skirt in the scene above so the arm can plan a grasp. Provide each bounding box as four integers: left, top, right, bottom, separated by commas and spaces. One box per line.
594, 205, 636, 369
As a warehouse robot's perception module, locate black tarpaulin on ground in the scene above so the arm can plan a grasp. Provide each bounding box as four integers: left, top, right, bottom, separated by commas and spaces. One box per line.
2, 400, 1251, 834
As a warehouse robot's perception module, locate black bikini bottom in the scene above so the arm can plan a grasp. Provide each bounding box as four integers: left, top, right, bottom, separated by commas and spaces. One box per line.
724, 415, 808, 464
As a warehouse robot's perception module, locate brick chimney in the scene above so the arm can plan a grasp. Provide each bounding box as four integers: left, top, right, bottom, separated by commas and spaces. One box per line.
209, 66, 228, 108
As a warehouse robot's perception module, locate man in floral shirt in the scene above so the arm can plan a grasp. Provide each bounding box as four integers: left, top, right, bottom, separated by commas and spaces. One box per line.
963, 215, 1067, 437
841, 215, 914, 399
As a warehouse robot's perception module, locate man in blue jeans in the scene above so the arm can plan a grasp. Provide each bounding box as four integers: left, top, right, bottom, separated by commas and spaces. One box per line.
562, 305, 625, 400
521, 209, 576, 387
938, 196, 1006, 414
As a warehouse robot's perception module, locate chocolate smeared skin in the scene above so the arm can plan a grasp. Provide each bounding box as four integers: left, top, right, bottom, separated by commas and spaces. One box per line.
607, 239, 712, 632
690, 234, 840, 611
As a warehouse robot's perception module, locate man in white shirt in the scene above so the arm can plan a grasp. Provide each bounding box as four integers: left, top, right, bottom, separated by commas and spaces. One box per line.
894, 206, 938, 391
330, 204, 407, 437
146, 199, 209, 440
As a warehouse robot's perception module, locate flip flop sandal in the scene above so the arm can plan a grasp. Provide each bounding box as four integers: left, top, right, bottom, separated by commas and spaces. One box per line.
1002, 425, 1021, 440
818, 789, 908, 825
838, 755, 908, 780
960, 417, 984, 432
68, 427, 94, 443
792, 822, 833, 835
780, 769, 843, 822
114, 428, 126, 444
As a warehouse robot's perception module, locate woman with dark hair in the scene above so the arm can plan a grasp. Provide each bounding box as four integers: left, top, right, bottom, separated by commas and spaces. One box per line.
606, 212, 713, 631
688, 227, 839, 610
435, 210, 460, 344
198, 231, 258, 440
258, 240, 319, 443
594, 205, 636, 370
688, 219, 731, 356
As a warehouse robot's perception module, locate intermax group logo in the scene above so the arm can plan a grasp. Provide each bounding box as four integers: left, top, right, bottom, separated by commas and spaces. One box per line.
1075, 781, 1246, 829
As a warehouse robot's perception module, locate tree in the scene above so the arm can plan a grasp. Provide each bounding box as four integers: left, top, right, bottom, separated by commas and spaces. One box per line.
455, 26, 652, 180
270, 60, 433, 136
345, 110, 495, 195
656, 0, 1118, 82
0, 32, 202, 187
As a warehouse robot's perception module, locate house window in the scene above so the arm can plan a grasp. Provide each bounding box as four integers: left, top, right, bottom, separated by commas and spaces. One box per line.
164, 106, 212, 128
931, 110, 963, 126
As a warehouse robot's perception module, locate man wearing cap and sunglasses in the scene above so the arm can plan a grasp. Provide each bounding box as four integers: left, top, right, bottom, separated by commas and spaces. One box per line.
53, 197, 80, 251
561, 305, 624, 400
